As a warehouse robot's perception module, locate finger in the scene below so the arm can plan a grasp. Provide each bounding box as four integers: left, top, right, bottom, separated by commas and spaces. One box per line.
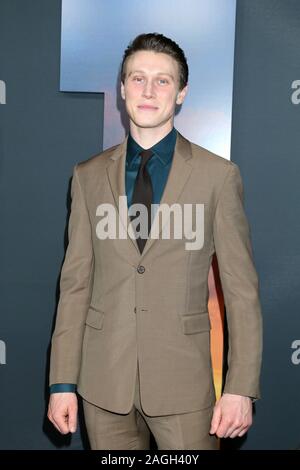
68, 406, 78, 433
210, 405, 222, 434
52, 413, 70, 434
236, 416, 252, 437
229, 415, 252, 438
226, 425, 245, 439
48, 411, 64, 434
52, 419, 64, 434
216, 420, 232, 438
238, 426, 250, 437
223, 420, 244, 438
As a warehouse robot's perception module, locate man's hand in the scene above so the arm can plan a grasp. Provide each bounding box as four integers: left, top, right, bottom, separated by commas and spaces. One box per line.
47, 393, 78, 434
209, 393, 252, 439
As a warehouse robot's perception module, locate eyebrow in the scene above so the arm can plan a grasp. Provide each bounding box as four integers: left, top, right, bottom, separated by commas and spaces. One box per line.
128, 70, 175, 80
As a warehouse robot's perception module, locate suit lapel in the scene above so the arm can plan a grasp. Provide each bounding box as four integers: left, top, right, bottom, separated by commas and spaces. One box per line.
106, 132, 194, 261
106, 136, 141, 261
141, 132, 193, 258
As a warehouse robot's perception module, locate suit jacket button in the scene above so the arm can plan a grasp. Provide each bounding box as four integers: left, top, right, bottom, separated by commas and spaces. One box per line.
137, 265, 145, 274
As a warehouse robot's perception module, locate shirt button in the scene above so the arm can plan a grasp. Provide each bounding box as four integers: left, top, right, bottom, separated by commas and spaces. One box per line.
137, 265, 145, 274
134, 307, 137, 313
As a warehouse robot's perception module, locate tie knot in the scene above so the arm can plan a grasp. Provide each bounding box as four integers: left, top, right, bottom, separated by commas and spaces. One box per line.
139, 149, 153, 168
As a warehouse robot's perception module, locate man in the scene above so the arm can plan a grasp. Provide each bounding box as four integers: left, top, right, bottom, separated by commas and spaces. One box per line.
48, 33, 262, 450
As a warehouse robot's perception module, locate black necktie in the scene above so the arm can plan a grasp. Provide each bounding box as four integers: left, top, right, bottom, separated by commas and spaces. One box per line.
130, 149, 154, 253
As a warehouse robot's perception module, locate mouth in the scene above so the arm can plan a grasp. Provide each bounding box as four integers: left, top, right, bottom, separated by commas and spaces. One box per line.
137, 105, 159, 111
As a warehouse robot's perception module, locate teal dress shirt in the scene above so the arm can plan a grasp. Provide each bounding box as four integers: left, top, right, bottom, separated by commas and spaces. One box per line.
50, 127, 177, 394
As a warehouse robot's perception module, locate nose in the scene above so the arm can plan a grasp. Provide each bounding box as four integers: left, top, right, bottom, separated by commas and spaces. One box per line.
142, 79, 155, 99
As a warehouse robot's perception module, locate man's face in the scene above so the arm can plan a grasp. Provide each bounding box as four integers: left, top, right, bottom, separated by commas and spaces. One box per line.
121, 50, 188, 130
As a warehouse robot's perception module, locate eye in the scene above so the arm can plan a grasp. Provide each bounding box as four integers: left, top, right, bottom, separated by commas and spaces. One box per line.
158, 78, 169, 85
133, 76, 144, 83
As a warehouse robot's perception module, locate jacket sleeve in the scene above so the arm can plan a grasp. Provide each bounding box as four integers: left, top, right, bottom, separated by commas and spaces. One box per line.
49, 164, 94, 386
213, 162, 263, 399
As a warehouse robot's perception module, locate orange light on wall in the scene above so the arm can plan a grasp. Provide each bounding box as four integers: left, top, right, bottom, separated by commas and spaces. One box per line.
208, 255, 225, 400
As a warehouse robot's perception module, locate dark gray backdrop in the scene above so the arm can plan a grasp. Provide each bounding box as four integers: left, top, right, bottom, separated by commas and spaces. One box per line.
230, 0, 300, 450
0, 0, 299, 449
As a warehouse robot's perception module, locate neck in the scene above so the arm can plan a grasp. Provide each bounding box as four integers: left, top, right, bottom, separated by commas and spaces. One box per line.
129, 120, 174, 149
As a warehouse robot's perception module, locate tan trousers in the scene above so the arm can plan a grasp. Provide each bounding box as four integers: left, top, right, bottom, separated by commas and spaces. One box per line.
82, 366, 218, 450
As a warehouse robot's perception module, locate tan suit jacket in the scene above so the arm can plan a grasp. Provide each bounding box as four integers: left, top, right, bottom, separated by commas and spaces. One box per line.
49, 132, 263, 416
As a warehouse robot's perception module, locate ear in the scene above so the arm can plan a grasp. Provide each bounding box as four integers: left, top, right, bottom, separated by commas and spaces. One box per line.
176, 84, 188, 105
121, 81, 126, 100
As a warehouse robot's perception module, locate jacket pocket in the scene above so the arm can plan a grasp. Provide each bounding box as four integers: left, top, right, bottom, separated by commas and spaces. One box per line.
180, 311, 211, 335
85, 306, 105, 330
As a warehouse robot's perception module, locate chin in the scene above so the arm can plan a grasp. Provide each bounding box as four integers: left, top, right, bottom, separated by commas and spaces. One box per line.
132, 117, 160, 128
136, 122, 161, 129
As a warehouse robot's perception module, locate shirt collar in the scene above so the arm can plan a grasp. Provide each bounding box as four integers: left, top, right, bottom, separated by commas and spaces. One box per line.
126, 127, 177, 168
